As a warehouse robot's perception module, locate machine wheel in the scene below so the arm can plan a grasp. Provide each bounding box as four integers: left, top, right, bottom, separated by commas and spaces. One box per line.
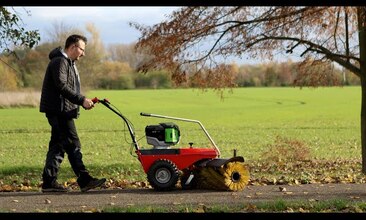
180, 169, 197, 190
147, 159, 180, 191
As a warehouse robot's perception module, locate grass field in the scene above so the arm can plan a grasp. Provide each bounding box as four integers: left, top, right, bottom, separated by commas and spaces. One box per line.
0, 86, 362, 186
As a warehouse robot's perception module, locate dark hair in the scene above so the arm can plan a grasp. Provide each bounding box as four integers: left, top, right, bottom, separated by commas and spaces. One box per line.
65, 34, 87, 49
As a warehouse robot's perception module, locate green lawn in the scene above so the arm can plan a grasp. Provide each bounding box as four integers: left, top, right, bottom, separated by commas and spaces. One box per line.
0, 87, 362, 184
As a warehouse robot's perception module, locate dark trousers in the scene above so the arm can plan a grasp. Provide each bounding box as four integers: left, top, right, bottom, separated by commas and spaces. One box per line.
42, 114, 91, 186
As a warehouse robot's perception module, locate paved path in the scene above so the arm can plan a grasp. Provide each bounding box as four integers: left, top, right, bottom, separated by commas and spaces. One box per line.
0, 183, 366, 213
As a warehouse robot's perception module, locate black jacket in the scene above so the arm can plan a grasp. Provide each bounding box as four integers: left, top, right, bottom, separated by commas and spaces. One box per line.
40, 47, 85, 118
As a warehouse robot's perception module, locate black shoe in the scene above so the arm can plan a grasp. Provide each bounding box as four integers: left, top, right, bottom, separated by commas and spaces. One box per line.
80, 178, 106, 192
42, 182, 69, 193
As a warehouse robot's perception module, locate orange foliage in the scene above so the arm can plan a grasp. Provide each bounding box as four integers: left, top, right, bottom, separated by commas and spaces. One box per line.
132, 7, 363, 89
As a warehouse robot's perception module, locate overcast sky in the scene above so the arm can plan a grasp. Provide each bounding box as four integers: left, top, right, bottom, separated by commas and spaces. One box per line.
15, 7, 180, 45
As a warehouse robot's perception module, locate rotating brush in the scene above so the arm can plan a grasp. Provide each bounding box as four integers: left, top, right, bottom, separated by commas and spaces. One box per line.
195, 161, 250, 191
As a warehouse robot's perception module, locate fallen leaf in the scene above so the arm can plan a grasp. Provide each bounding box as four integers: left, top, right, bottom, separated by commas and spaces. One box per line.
298, 207, 309, 213
2, 185, 13, 192
246, 203, 257, 212
279, 187, 286, 192
193, 206, 205, 213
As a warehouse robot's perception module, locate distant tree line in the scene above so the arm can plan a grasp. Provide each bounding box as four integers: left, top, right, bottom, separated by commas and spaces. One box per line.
0, 22, 360, 92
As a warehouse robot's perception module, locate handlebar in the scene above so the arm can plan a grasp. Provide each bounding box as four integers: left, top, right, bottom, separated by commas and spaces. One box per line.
139, 112, 221, 157
92, 97, 110, 104
91, 97, 139, 151
140, 112, 151, 117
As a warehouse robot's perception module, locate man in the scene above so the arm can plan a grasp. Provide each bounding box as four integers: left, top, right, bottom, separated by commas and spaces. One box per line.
39, 34, 106, 192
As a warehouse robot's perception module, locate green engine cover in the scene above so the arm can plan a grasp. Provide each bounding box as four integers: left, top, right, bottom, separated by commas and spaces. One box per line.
165, 127, 179, 143
145, 122, 180, 147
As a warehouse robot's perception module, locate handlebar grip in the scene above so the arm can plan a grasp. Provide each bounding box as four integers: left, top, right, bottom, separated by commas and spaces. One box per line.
92, 97, 110, 104
140, 112, 151, 117
91, 97, 99, 103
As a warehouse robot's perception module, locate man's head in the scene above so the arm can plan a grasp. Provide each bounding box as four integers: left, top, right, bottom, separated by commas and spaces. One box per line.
64, 34, 87, 61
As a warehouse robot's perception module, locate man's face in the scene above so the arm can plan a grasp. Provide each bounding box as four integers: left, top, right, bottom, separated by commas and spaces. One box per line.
70, 40, 86, 61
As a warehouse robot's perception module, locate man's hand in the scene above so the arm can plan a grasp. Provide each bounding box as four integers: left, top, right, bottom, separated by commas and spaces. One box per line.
82, 98, 95, 110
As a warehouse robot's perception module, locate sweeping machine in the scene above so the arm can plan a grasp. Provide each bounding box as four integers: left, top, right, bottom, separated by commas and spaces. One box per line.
92, 97, 250, 191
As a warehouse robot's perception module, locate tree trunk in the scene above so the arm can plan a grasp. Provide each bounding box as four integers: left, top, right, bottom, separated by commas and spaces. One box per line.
358, 7, 366, 173
361, 80, 366, 174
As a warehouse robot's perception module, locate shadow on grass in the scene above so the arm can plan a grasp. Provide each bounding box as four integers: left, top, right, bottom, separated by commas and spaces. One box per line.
0, 163, 144, 183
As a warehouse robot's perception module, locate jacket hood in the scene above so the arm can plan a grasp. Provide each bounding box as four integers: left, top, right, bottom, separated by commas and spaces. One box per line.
48, 47, 65, 60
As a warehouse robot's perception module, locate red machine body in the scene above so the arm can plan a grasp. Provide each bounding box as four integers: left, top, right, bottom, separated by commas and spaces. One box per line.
136, 148, 218, 173
92, 97, 243, 191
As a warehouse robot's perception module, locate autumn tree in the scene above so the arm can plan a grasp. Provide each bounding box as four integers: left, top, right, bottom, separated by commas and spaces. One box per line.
0, 56, 18, 91
44, 21, 105, 88
3, 21, 80, 90
132, 7, 366, 173
0, 7, 40, 54
107, 43, 140, 69
0, 7, 40, 90
78, 23, 107, 88
45, 21, 79, 47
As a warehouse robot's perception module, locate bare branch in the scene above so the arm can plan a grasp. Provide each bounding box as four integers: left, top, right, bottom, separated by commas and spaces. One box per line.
333, 8, 340, 51
345, 7, 350, 63
246, 35, 361, 76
